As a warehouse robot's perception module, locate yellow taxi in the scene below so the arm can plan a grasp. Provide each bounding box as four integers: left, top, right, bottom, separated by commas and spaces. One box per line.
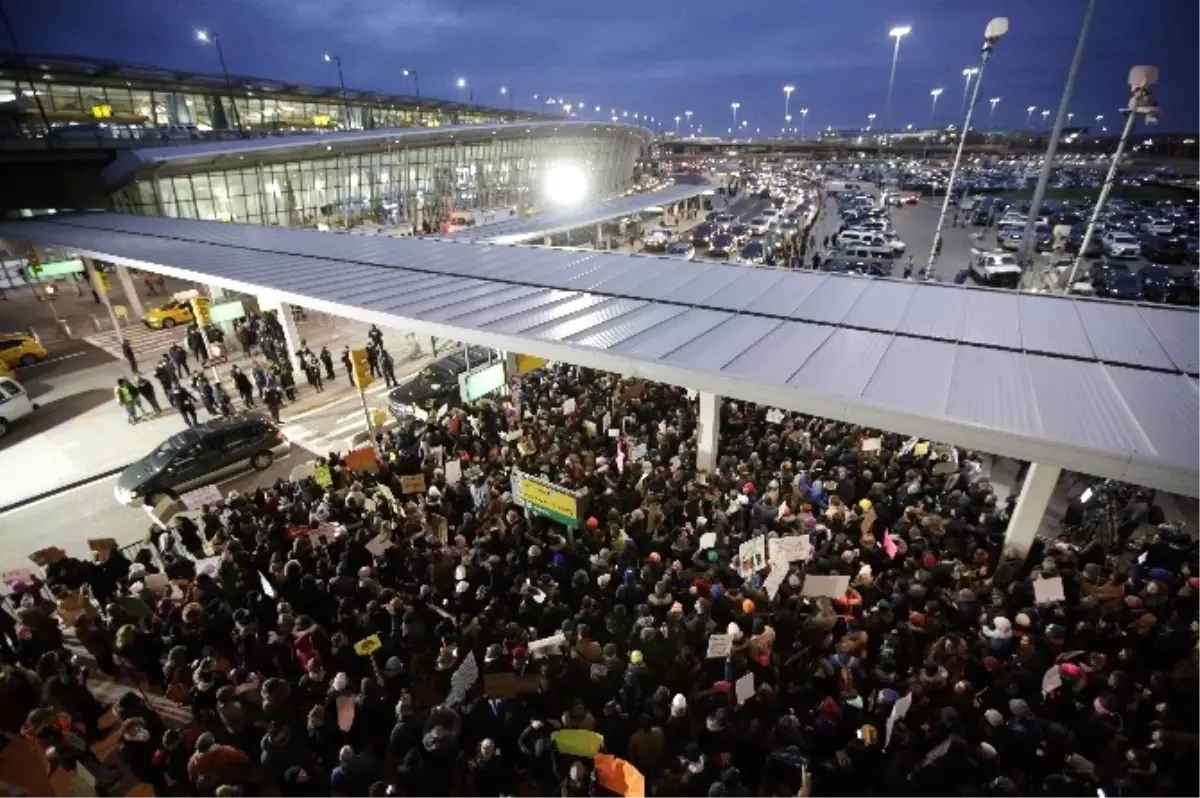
0, 332, 48, 369
142, 299, 194, 329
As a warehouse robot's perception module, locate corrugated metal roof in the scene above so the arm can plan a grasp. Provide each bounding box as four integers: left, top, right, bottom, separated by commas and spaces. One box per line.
2, 211, 1196, 496
448, 181, 713, 244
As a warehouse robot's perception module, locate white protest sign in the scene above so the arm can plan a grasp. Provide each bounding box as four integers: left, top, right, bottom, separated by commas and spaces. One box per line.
258, 571, 277, 599
632, 443, 647, 461
1033, 576, 1066, 604
735, 672, 755, 705
706, 634, 733, 659
608, 428, 620, 438
764, 566, 786, 600
445, 651, 479, 707
1042, 665, 1062, 696
860, 437, 882, 453
738, 536, 767, 577
1137, 551, 1148, 564
444, 459, 463, 486
900, 436, 919, 457
143, 573, 170, 594
765, 408, 785, 424
885, 691, 913, 748
195, 556, 221, 578
800, 574, 850, 599
180, 484, 223, 510
698, 532, 717, 550
562, 397, 577, 415
529, 633, 567, 655
768, 535, 811, 564
365, 534, 394, 558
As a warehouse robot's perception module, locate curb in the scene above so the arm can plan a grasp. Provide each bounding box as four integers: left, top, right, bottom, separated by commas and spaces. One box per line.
0, 463, 130, 515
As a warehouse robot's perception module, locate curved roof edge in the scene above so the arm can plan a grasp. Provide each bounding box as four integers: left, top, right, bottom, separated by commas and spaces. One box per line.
102, 121, 653, 190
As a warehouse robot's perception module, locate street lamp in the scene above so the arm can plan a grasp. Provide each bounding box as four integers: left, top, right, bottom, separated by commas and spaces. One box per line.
784, 113, 792, 137
989, 97, 1001, 127
674, 114, 681, 133
1041, 109, 1050, 126
401, 68, 420, 98
783, 84, 795, 122
930, 87, 944, 122
456, 77, 472, 103
1095, 114, 1104, 126
885, 25, 912, 124
867, 112, 876, 131
1025, 105, 1037, 126
929, 17, 1010, 273
196, 30, 243, 134
961, 67, 979, 113
731, 102, 740, 126
1067, 66, 1161, 288
323, 53, 350, 129
499, 85, 514, 110
685, 110, 693, 128
1067, 112, 1074, 124
799, 107, 808, 136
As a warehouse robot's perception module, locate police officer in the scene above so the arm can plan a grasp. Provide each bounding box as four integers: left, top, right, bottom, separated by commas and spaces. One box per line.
171, 384, 200, 427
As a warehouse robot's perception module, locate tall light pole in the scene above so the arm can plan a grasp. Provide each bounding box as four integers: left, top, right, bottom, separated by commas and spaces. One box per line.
989, 97, 1001, 127
1041, 109, 1050, 126
674, 114, 681, 134
867, 113, 876, 131
401, 68, 420, 98
685, 110, 693, 129
784, 113, 792, 136
196, 31, 243, 134
323, 53, 350, 128
731, 102, 740, 127
961, 67, 979, 113
929, 17, 1010, 274
1095, 114, 1104, 128
1026, 105, 1037, 126
500, 86, 513, 110
1016, 0, 1097, 268
1066, 66, 1161, 289
1067, 112, 1074, 125
456, 77, 472, 103
929, 88, 944, 123
783, 84, 795, 122
885, 25, 912, 125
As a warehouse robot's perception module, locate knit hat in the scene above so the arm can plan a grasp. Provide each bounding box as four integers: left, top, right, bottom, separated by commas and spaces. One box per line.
908, 611, 926, 628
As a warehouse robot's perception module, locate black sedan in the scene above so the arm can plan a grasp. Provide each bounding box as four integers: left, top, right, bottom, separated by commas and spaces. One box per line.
691, 223, 715, 247
387, 346, 494, 418
708, 233, 735, 257
1139, 235, 1192, 265
1140, 264, 1199, 305
1092, 267, 1143, 301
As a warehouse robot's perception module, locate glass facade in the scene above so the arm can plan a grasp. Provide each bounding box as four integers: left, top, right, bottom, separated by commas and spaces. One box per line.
111, 131, 644, 232
0, 69, 524, 136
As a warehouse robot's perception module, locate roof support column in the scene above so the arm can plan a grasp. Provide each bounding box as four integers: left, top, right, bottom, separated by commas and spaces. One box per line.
1003, 462, 1060, 559
258, 295, 303, 374
697, 391, 720, 474
114, 264, 145, 319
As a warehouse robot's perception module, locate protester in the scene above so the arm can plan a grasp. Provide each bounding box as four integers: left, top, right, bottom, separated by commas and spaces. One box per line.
8, 363, 1197, 798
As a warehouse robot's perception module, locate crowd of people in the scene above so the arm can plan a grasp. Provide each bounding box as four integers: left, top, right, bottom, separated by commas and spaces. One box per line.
8, 361, 1199, 796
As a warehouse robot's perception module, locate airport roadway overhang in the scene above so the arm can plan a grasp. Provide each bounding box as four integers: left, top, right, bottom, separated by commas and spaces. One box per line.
448, 180, 714, 244
2, 212, 1196, 497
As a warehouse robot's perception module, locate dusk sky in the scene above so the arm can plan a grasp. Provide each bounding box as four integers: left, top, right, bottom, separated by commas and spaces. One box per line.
9, 0, 1199, 132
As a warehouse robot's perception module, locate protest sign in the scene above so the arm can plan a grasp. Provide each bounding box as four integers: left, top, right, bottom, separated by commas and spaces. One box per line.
180, 484, 222, 510
365, 534, 394, 558
882, 530, 898, 559
800, 574, 850, 599
344, 447, 378, 474
768, 535, 811, 564
313, 464, 333, 488
258, 571, 277, 599
445, 652, 479, 707
738, 536, 767, 577
632, 443, 647, 462
699, 532, 717, 550
194, 556, 221, 578
706, 634, 733, 659
399, 473, 427, 494
562, 397, 576, 415
885, 691, 913, 748
860, 437, 882, 453
735, 672, 755, 705
1033, 576, 1066, 604
552, 729, 604, 757
1042, 665, 1063, 695
529, 633, 567, 655
444, 459, 463, 486
763, 566, 786, 600
765, 408, 785, 424
28, 547, 65, 567
354, 634, 381, 657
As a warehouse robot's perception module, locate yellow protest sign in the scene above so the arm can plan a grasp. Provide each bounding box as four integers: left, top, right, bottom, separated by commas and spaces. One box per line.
353, 634, 381, 657
552, 729, 604, 757
913, 441, 931, 457
313, 464, 332, 488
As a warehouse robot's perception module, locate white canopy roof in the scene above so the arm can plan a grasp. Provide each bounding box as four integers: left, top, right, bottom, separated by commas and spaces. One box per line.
4, 212, 1196, 496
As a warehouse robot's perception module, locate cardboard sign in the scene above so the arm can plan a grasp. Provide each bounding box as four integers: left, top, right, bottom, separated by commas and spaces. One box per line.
768, 535, 811, 564
143, 573, 170, 594
800, 574, 850, 599
860, 437, 882, 453
400, 473, 427, 494
344, 446, 378, 474
483, 672, 542, 699
180, 484, 222, 510
1033, 576, 1066, 604
444, 459, 463, 486
354, 634, 382, 657
913, 441, 931, 457
365, 534, 394, 558
706, 634, 733, 659
764, 565, 786, 600
28, 547, 65, 567
735, 672, 755, 705
336, 694, 355, 732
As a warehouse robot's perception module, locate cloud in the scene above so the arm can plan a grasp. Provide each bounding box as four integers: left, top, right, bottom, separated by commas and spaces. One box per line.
255, 0, 463, 49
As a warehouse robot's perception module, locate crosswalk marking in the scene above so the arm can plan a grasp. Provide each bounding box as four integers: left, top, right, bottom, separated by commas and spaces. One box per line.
84, 326, 182, 364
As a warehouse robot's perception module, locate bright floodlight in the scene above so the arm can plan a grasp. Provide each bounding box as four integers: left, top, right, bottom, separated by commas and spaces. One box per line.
984, 17, 1009, 40
783, 85, 795, 94
544, 163, 588, 206
456, 77, 467, 88
324, 54, 332, 63
931, 88, 944, 97
1027, 105, 1037, 112
1128, 65, 1158, 89
500, 86, 508, 95
963, 67, 978, 77
889, 25, 911, 37
196, 30, 210, 43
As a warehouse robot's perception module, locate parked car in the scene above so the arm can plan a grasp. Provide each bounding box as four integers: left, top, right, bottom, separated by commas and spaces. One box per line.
387, 347, 494, 419
114, 415, 291, 505
1091, 265, 1144, 301
1139, 264, 1199, 305
0, 376, 35, 437
1100, 231, 1142, 259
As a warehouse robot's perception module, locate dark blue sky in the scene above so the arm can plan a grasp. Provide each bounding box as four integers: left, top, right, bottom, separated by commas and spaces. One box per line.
9, 0, 1199, 132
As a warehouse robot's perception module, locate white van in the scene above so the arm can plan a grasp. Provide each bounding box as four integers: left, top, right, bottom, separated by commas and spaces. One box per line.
0, 377, 35, 437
